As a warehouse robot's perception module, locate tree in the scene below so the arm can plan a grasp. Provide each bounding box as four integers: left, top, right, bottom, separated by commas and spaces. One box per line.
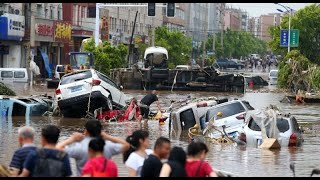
154, 26, 192, 66
205, 29, 267, 59
269, 4, 320, 64
82, 38, 128, 75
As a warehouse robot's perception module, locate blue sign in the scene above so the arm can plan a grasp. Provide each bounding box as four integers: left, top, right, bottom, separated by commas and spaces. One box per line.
280, 29, 289, 47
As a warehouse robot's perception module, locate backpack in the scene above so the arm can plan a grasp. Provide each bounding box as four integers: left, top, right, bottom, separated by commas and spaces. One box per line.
92, 158, 111, 177
32, 148, 67, 177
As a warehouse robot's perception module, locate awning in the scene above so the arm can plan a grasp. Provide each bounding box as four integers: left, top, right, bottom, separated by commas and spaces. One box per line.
38, 48, 52, 78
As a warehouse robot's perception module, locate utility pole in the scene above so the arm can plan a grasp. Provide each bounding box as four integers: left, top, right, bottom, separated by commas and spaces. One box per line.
220, 3, 225, 57
30, 3, 35, 87
151, 17, 155, 46
202, 4, 208, 68
128, 11, 138, 68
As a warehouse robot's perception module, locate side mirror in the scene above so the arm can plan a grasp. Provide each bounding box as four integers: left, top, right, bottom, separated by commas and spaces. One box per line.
119, 85, 123, 90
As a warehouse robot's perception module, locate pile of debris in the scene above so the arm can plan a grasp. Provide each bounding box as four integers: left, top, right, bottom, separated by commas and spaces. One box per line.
0, 82, 16, 96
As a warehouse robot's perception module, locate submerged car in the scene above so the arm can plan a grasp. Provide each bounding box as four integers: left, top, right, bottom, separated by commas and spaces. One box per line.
243, 109, 303, 147
56, 69, 129, 118
200, 100, 255, 138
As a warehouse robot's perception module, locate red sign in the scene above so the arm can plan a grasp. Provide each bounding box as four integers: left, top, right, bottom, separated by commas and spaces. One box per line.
35, 23, 53, 36
54, 21, 72, 42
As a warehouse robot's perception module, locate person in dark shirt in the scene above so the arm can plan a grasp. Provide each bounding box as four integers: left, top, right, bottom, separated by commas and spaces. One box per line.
140, 90, 162, 120
159, 146, 187, 177
9, 126, 37, 176
141, 137, 171, 177
19, 125, 72, 177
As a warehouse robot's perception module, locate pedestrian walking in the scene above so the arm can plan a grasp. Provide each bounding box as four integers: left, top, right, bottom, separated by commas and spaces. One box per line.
81, 137, 118, 177
19, 125, 72, 177
9, 126, 37, 176
185, 142, 217, 177
56, 120, 130, 176
159, 146, 187, 177
124, 130, 153, 177
141, 137, 171, 177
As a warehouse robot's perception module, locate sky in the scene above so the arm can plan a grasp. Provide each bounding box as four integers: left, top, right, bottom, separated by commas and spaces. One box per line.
227, 3, 316, 17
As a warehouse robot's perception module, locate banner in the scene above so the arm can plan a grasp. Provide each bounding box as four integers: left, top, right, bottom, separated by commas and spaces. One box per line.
54, 21, 72, 42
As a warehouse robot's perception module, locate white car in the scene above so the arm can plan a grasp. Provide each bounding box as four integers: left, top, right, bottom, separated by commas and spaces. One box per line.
269, 70, 278, 85
243, 111, 304, 147
200, 100, 255, 138
56, 69, 128, 117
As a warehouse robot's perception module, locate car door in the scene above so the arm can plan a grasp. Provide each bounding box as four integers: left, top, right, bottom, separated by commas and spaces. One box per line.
96, 71, 127, 107
0, 70, 14, 84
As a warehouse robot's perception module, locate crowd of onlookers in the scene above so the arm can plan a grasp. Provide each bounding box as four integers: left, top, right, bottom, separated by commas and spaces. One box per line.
0, 119, 218, 177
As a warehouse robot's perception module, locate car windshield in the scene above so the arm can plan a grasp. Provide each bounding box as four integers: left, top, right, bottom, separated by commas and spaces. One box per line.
206, 102, 246, 121
60, 70, 92, 85
270, 71, 278, 77
248, 118, 290, 133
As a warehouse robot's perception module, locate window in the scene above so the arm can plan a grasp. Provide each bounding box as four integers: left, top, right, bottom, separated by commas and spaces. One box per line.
50, 8, 53, 19
97, 72, 119, 90
1, 71, 13, 78
14, 71, 25, 78
206, 102, 246, 121
180, 108, 196, 130
242, 101, 254, 110
37, 5, 42, 17
290, 117, 300, 132
60, 70, 92, 85
57, 10, 60, 20
248, 118, 290, 133
45, 8, 48, 18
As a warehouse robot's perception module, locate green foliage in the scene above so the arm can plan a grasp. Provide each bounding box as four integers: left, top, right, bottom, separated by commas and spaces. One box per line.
269, 4, 320, 64
206, 29, 267, 59
155, 26, 192, 66
0, 83, 16, 96
83, 38, 128, 75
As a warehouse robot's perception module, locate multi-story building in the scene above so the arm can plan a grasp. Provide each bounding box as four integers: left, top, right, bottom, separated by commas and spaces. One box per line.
162, 3, 186, 31
224, 7, 248, 31
258, 13, 281, 41
247, 17, 256, 36
0, 3, 25, 68
30, 3, 65, 74
208, 3, 221, 36
184, 3, 209, 59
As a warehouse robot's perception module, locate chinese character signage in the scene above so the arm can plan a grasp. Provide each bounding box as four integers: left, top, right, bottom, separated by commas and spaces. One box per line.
290, 29, 299, 47
54, 21, 72, 42
35, 23, 53, 36
280, 29, 288, 47
280, 29, 299, 47
100, 16, 109, 41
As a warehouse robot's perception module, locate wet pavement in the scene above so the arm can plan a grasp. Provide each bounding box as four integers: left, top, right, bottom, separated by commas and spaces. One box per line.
1, 68, 320, 177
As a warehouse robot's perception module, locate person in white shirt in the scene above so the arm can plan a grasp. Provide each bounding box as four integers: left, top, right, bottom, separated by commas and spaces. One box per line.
123, 130, 153, 177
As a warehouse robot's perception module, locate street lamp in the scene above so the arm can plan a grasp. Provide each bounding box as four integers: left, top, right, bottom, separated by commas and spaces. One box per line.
275, 3, 294, 53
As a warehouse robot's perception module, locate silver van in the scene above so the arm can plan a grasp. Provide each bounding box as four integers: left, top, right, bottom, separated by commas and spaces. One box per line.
0, 68, 29, 83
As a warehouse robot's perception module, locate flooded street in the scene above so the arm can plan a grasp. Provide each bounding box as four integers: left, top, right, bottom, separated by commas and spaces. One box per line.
1, 85, 320, 177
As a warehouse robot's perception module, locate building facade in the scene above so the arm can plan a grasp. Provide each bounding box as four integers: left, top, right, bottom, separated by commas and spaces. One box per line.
0, 3, 25, 68
258, 13, 281, 41
162, 3, 186, 31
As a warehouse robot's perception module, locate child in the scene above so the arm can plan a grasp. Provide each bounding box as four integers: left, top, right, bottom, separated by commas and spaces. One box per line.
81, 138, 118, 177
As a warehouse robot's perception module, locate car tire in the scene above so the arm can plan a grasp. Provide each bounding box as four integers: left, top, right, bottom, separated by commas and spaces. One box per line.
106, 96, 113, 111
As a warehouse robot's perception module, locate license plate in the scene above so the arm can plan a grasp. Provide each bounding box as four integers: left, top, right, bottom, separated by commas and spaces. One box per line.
71, 86, 82, 93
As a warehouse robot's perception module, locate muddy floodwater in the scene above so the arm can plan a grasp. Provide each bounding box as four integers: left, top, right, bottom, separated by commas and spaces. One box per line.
1, 85, 320, 177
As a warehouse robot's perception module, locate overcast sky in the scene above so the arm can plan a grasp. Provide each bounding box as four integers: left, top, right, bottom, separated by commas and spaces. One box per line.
227, 3, 315, 17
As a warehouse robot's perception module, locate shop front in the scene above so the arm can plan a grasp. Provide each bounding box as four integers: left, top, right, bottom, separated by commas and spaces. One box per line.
0, 13, 25, 68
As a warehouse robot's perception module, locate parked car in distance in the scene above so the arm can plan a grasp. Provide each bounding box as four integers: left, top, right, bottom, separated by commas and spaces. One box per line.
269, 69, 278, 85
214, 59, 245, 70
0, 68, 28, 83
250, 54, 260, 60
200, 100, 255, 137
56, 69, 129, 117
243, 113, 303, 147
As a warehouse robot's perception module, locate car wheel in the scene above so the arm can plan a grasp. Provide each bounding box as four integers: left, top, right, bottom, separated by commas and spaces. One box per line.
106, 96, 113, 111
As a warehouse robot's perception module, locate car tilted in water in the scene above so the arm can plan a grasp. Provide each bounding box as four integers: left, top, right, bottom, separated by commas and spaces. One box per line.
243, 109, 304, 147
55, 69, 129, 118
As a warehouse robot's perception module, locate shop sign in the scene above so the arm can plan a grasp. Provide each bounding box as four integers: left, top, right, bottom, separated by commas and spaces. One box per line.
54, 21, 72, 42
35, 23, 53, 36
